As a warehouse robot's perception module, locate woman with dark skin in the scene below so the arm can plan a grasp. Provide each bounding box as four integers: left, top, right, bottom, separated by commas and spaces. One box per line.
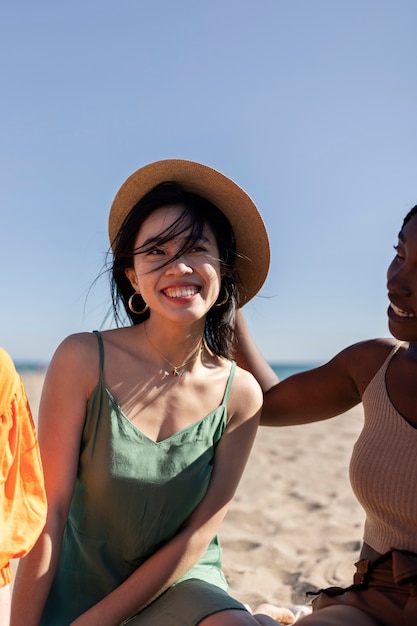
235, 205, 417, 626
11, 160, 295, 626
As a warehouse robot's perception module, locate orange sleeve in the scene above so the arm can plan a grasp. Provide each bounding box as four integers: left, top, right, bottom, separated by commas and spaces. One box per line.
0, 348, 47, 586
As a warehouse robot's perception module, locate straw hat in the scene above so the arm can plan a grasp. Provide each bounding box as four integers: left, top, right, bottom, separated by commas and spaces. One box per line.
108, 159, 270, 306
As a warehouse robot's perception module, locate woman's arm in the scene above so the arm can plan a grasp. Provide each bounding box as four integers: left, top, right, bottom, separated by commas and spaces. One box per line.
235, 310, 370, 426
259, 355, 361, 425
234, 309, 280, 390
11, 334, 98, 626
70, 368, 262, 626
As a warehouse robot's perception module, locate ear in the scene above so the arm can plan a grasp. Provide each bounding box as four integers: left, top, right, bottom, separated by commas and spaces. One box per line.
125, 267, 140, 292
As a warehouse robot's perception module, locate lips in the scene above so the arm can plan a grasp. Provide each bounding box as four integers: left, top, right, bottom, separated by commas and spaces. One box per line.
389, 303, 416, 319
163, 285, 199, 298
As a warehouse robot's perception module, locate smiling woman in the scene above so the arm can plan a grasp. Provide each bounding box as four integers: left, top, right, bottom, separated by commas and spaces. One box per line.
234, 203, 417, 626
10, 160, 296, 626
387, 204, 417, 337
129, 211, 227, 377
115, 182, 238, 360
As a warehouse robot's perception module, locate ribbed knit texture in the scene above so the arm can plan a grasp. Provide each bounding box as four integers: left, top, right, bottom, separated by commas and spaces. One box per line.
350, 343, 417, 554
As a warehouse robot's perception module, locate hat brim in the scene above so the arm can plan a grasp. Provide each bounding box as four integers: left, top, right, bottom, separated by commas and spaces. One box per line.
108, 159, 270, 306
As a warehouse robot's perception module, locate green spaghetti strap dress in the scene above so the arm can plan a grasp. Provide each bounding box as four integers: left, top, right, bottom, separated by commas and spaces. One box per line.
41, 331, 247, 625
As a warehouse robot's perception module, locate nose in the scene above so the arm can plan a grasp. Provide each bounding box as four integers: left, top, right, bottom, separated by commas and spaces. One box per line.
164, 255, 193, 276
387, 259, 412, 296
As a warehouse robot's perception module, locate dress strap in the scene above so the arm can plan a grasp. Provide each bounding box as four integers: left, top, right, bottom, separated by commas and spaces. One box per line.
221, 361, 236, 405
92, 330, 105, 377
379, 341, 403, 375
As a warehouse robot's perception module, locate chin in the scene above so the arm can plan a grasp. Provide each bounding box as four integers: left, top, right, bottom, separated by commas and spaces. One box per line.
388, 321, 417, 342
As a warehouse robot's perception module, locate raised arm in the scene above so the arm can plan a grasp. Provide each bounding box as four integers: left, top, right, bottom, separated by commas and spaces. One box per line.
234, 309, 280, 391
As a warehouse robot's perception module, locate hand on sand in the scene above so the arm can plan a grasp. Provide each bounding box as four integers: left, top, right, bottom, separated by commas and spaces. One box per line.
253, 603, 296, 624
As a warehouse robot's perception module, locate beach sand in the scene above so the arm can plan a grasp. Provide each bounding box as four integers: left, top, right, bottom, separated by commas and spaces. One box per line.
221, 408, 365, 612
19, 371, 365, 615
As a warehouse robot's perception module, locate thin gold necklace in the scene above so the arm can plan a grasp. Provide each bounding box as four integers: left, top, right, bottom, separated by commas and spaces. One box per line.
143, 323, 203, 377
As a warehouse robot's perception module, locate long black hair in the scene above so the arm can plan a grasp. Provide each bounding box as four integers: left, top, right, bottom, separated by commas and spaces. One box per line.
109, 182, 240, 358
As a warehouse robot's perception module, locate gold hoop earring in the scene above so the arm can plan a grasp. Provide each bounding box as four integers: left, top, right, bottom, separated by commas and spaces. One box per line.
128, 293, 149, 315
215, 289, 229, 307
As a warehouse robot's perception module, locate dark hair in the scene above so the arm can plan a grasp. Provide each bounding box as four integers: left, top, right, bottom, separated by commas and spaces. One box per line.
401, 205, 417, 230
110, 182, 239, 358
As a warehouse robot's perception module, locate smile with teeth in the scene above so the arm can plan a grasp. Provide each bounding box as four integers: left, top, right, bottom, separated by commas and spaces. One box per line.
163, 286, 199, 298
391, 303, 416, 318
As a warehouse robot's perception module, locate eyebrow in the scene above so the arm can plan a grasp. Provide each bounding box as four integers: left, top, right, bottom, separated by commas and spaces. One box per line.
140, 233, 211, 249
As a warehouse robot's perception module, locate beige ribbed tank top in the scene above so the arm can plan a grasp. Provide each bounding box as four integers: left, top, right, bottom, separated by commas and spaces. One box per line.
350, 342, 417, 554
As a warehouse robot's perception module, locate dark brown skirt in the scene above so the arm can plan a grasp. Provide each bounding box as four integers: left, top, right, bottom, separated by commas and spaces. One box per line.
306, 545, 417, 626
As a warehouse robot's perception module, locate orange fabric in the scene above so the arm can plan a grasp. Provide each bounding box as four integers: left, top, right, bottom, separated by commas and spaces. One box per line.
0, 347, 47, 586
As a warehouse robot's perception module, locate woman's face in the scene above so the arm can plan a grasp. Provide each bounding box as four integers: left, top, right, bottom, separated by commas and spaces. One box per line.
125, 204, 222, 324
387, 213, 417, 341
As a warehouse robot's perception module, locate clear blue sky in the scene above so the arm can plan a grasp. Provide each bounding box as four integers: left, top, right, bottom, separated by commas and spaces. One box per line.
1, 0, 416, 364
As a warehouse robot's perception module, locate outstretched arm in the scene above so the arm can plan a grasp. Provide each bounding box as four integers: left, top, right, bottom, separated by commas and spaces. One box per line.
235, 310, 363, 426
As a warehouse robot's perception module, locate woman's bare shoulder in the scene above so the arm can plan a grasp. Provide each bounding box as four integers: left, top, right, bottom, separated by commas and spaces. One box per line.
47, 332, 101, 394
52, 331, 100, 362
336, 337, 399, 362
229, 362, 263, 412
334, 337, 400, 393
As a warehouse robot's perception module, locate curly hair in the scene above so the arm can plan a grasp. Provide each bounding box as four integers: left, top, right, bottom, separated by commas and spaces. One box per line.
401, 205, 417, 230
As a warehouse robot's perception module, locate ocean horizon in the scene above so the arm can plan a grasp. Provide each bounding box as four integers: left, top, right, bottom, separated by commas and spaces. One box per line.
15, 361, 319, 380
270, 362, 319, 379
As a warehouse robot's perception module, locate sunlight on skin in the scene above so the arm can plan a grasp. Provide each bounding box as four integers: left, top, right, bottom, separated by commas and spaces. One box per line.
254, 604, 296, 624
200, 605, 297, 625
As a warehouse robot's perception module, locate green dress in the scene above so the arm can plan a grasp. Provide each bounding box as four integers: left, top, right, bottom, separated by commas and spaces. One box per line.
41, 331, 246, 625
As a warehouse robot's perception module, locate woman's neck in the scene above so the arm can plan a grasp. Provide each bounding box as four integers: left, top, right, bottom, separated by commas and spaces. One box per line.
141, 319, 205, 377
405, 341, 417, 361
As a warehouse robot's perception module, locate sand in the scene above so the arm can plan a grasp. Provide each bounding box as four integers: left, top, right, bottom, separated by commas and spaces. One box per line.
220, 408, 365, 611
19, 371, 365, 614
